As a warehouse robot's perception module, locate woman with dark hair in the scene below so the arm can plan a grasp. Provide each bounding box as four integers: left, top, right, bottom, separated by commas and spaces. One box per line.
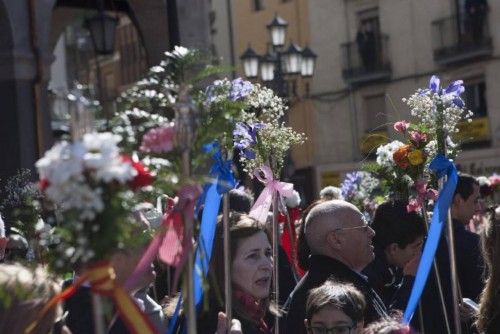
167, 213, 276, 333
304, 280, 366, 334
476, 206, 500, 333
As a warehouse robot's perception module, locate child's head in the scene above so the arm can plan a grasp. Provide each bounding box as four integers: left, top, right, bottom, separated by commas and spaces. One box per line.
305, 280, 366, 334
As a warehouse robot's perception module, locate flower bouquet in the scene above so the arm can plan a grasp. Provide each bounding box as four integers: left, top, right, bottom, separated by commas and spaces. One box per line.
36, 132, 153, 272
365, 75, 472, 212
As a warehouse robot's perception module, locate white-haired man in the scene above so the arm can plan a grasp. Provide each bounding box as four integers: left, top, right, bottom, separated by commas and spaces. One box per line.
284, 200, 389, 334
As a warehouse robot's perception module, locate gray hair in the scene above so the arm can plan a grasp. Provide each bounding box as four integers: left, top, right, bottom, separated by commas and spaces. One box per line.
319, 186, 344, 200
304, 200, 357, 255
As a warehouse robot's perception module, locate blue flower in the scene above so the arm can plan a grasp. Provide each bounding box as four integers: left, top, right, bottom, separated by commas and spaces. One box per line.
233, 122, 265, 160
444, 80, 464, 96
228, 78, 253, 101
429, 75, 440, 94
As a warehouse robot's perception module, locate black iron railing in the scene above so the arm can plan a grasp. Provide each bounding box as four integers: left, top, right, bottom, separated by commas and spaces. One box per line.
432, 14, 492, 65
341, 33, 391, 84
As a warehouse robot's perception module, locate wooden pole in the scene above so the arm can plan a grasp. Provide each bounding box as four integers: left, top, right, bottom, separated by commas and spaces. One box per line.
223, 194, 232, 330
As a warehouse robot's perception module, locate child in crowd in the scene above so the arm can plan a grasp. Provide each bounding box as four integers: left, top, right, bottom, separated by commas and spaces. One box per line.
304, 280, 366, 334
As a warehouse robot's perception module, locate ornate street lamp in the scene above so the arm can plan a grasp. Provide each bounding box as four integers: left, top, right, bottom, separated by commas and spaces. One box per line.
239, 14, 316, 98
282, 43, 302, 75
301, 47, 317, 77
267, 14, 288, 48
85, 1, 118, 55
240, 46, 260, 79
260, 52, 276, 82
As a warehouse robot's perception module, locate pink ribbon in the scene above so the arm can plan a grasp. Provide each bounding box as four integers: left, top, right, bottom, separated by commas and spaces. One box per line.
124, 185, 201, 292
249, 165, 294, 223
0, 237, 8, 261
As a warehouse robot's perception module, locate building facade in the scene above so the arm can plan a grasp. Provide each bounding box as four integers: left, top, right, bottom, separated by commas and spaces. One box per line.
308, 0, 500, 192
211, 0, 318, 203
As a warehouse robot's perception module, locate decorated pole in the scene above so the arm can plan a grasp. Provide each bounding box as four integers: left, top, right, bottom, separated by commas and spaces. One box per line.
70, 87, 106, 334
175, 85, 197, 334
434, 81, 461, 334
223, 193, 232, 330
272, 192, 280, 334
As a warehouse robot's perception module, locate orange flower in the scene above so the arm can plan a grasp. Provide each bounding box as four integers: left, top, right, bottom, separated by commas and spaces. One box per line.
393, 144, 411, 169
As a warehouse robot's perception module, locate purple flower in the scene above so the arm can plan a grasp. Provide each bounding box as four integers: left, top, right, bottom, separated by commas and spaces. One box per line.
444, 80, 464, 96
205, 80, 226, 104
228, 78, 253, 101
233, 122, 265, 159
429, 75, 440, 94
340, 171, 362, 199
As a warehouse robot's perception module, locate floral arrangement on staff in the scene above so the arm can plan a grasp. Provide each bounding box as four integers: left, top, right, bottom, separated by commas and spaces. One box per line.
365, 75, 473, 212
35, 132, 153, 272
340, 171, 381, 219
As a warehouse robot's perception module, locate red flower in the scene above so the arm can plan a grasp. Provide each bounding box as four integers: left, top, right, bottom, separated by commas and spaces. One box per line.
39, 178, 49, 192
121, 155, 154, 191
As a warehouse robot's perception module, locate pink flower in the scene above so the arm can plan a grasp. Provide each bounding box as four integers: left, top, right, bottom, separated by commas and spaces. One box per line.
410, 131, 428, 143
394, 120, 409, 133
489, 174, 500, 186
140, 124, 176, 154
426, 188, 438, 201
407, 198, 422, 213
415, 179, 428, 195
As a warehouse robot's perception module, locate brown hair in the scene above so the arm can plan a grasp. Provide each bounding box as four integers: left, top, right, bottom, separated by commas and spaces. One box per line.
305, 280, 366, 323
210, 213, 272, 310
476, 207, 500, 332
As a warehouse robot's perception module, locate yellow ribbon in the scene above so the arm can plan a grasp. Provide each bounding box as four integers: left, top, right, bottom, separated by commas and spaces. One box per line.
26, 261, 158, 334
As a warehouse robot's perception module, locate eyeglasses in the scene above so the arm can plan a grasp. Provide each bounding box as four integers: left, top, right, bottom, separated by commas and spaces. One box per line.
308, 324, 355, 334
334, 220, 370, 233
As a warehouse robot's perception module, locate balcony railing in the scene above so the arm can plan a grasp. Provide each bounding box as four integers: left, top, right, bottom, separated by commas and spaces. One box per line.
341, 33, 391, 86
432, 14, 492, 65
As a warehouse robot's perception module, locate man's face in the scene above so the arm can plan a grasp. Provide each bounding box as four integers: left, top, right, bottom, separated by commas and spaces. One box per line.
335, 209, 376, 272
391, 236, 424, 269
455, 184, 481, 224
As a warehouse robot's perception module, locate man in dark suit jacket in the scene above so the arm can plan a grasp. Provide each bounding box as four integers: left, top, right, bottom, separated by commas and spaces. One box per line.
284, 200, 390, 334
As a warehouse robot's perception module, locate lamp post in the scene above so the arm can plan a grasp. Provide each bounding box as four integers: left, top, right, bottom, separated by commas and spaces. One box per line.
84, 0, 118, 129
240, 14, 317, 99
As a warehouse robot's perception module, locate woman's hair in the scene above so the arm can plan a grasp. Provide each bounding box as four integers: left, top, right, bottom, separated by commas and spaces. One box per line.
476, 207, 500, 332
296, 200, 327, 271
187, 213, 274, 330
0, 263, 61, 334
305, 280, 366, 324
371, 200, 427, 251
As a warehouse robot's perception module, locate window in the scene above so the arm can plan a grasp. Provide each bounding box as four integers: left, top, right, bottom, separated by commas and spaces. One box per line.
253, 0, 264, 11
463, 79, 487, 118
456, 78, 490, 148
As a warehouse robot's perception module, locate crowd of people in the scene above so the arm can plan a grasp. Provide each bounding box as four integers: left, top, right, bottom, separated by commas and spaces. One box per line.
1, 172, 499, 334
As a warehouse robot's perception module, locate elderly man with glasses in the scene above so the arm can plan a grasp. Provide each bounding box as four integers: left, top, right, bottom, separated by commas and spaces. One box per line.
284, 200, 391, 334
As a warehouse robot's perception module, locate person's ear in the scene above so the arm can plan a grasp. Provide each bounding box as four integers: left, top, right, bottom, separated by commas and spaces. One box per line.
326, 230, 342, 250
452, 193, 464, 207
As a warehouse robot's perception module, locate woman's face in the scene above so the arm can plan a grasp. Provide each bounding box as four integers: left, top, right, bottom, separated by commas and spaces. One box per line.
231, 231, 273, 300
305, 306, 363, 334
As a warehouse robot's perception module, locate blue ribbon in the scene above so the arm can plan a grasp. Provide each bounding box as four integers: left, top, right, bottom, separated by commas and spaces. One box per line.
402, 154, 458, 323
167, 143, 236, 333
